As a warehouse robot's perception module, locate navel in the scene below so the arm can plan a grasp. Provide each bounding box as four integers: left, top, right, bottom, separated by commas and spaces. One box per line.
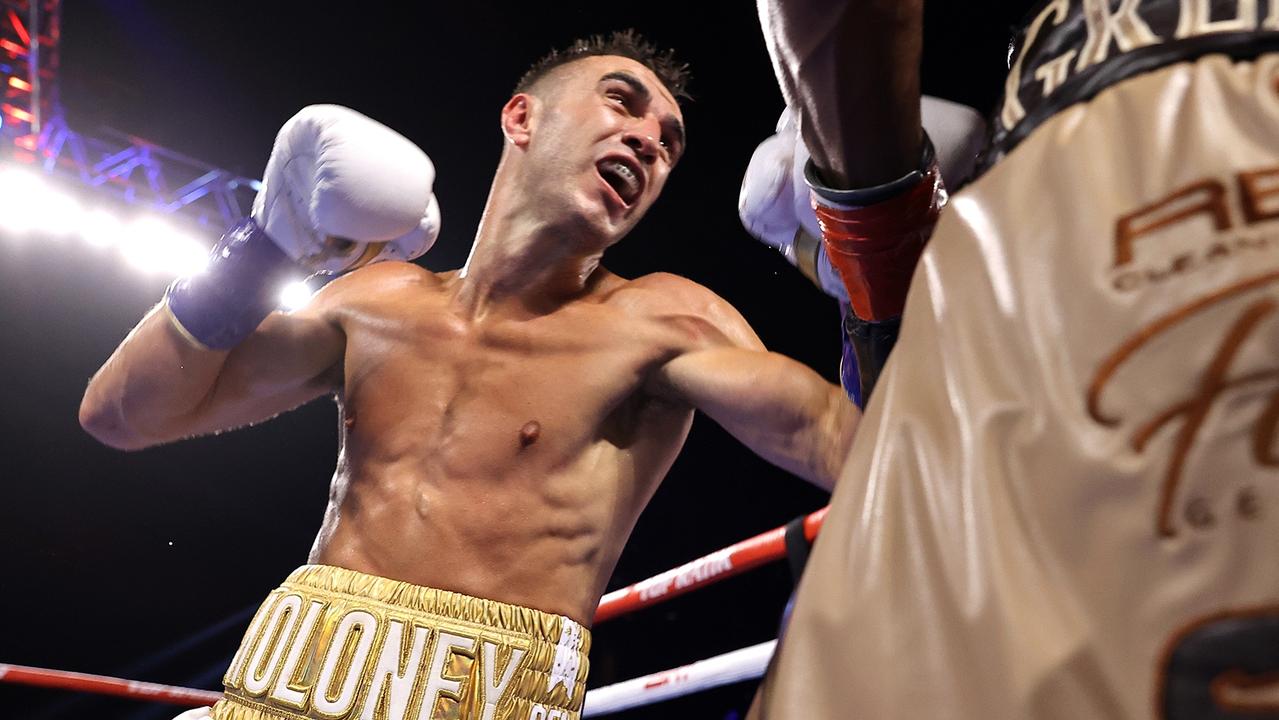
519, 420, 541, 448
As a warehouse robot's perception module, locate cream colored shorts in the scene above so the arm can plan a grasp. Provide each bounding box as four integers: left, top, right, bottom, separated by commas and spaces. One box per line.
756, 54, 1279, 719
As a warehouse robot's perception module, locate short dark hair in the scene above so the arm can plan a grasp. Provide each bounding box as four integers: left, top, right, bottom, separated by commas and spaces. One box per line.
514, 29, 692, 102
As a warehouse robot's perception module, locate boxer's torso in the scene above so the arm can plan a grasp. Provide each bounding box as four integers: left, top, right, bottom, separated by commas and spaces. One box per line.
305, 262, 707, 625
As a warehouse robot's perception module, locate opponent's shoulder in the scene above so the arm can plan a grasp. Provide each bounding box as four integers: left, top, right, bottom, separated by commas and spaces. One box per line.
608, 272, 762, 350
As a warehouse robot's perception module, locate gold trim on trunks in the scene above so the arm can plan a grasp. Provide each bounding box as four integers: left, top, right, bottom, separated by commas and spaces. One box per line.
211, 565, 590, 720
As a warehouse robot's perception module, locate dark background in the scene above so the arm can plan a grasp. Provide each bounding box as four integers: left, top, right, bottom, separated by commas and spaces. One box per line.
1, 1, 1032, 717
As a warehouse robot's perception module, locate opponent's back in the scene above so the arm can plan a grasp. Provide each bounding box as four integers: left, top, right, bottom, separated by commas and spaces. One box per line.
758, 4, 1279, 717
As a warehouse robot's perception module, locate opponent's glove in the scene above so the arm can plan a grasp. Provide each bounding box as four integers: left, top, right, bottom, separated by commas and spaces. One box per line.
738, 96, 985, 303
920, 95, 988, 189
738, 107, 845, 299
165, 105, 440, 349
809, 99, 984, 403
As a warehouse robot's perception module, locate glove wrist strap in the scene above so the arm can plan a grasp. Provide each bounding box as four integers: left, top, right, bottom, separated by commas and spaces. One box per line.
165, 218, 297, 350
806, 133, 947, 322
804, 133, 937, 208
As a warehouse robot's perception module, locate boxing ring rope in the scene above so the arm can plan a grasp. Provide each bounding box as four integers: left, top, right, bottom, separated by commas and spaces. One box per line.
1, 641, 777, 717
0, 663, 223, 707
594, 506, 825, 622
582, 640, 776, 716
1, 507, 827, 714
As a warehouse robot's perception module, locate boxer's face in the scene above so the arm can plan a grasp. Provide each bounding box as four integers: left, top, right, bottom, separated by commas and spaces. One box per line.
514, 56, 685, 247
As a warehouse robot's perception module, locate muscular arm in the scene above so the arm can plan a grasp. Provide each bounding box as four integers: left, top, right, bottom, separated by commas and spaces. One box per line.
79, 290, 345, 451
646, 281, 858, 491
759, 0, 923, 187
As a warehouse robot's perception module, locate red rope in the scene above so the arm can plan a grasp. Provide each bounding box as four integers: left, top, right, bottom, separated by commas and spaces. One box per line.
594, 506, 827, 623
0, 507, 829, 706
0, 663, 221, 707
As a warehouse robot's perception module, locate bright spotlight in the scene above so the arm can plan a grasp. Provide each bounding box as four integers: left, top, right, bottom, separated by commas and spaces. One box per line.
0, 166, 83, 237
32, 187, 84, 237
80, 209, 127, 249
120, 216, 211, 277
0, 166, 48, 234
279, 280, 315, 311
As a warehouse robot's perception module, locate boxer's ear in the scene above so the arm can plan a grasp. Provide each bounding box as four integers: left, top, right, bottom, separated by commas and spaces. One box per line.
501, 94, 535, 148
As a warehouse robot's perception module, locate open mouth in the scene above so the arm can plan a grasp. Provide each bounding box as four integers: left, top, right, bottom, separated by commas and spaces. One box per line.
596, 158, 643, 207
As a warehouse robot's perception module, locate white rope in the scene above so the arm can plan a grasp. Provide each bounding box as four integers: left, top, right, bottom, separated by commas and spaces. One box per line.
582, 639, 776, 717
1, 639, 780, 716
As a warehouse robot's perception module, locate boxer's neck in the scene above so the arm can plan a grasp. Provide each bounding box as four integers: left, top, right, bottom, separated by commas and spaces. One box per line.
455, 181, 606, 319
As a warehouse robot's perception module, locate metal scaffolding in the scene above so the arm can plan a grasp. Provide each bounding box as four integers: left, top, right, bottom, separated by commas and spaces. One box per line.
0, 0, 259, 231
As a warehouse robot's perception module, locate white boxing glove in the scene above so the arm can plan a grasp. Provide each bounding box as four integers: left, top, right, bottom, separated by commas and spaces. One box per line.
251, 104, 441, 274
738, 107, 844, 298
920, 95, 987, 187
166, 105, 441, 350
738, 97, 986, 299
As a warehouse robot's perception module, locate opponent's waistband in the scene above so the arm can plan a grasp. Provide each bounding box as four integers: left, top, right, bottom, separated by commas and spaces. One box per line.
982, 0, 1279, 176
214, 565, 590, 720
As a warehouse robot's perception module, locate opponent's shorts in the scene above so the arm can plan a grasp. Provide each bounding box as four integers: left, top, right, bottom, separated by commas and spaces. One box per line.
208, 565, 590, 720
754, 48, 1279, 720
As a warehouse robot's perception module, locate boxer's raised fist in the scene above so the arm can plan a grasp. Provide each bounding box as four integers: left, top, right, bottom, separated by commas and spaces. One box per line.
166, 105, 441, 349
252, 104, 440, 274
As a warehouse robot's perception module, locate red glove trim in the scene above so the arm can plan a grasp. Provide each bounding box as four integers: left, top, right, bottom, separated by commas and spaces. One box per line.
814, 161, 946, 321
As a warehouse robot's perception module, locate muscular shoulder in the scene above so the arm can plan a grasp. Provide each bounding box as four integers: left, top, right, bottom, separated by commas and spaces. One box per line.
607, 272, 764, 351
308, 261, 444, 319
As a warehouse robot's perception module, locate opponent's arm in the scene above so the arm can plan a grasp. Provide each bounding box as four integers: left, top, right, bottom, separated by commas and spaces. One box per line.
759, 0, 923, 188
647, 286, 858, 491
79, 105, 440, 451
753, 0, 965, 406
739, 99, 986, 304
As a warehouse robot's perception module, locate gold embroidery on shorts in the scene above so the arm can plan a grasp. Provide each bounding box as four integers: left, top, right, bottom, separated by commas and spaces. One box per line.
224, 592, 280, 691
1239, 167, 1279, 225
244, 594, 305, 697
218, 568, 583, 720
268, 599, 327, 711
1113, 179, 1230, 269
1108, 167, 1279, 293
1089, 275, 1279, 537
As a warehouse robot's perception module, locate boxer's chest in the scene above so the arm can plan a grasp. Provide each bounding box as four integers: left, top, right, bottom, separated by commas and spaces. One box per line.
338, 299, 671, 471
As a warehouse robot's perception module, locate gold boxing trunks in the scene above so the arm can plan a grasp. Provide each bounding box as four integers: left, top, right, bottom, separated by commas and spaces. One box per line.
212, 565, 590, 720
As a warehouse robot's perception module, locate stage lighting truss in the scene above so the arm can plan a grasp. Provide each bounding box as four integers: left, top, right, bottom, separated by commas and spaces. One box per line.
0, 0, 261, 237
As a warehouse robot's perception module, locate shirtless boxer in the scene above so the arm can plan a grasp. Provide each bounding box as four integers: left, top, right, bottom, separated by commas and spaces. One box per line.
750, 0, 1279, 717
78, 32, 858, 720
